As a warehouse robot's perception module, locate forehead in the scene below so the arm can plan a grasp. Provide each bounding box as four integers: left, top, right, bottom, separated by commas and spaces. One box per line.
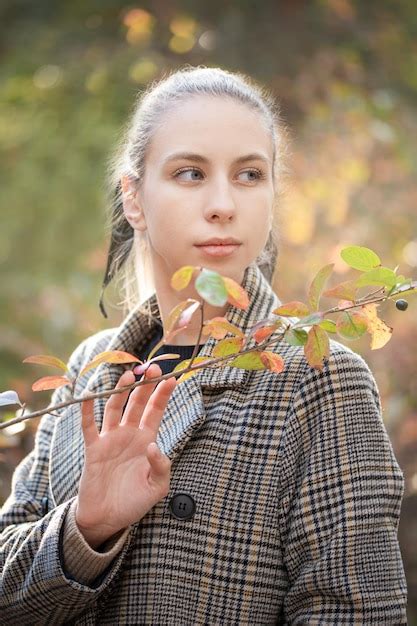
146, 95, 273, 163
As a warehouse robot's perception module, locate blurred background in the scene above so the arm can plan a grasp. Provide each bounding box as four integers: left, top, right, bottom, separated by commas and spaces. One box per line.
1, 0, 416, 619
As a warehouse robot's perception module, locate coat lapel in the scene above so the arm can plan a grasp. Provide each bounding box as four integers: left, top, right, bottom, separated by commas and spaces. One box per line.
50, 263, 282, 504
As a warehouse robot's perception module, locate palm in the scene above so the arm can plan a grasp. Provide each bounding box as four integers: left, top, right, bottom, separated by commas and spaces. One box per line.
76, 366, 176, 544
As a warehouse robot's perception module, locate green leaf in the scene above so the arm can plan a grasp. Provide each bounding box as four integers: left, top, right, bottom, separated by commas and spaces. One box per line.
318, 319, 337, 333
229, 351, 266, 370
195, 269, 228, 306
308, 263, 334, 312
285, 328, 308, 346
355, 267, 398, 288
293, 312, 324, 328
340, 245, 381, 271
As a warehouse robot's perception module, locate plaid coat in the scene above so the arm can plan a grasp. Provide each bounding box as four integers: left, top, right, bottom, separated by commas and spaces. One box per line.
0, 263, 408, 625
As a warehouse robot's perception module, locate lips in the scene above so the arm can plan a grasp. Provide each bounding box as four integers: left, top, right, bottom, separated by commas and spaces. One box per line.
195, 238, 242, 258
196, 237, 241, 246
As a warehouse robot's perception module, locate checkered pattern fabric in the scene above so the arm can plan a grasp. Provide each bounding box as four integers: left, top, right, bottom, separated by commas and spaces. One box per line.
0, 263, 408, 624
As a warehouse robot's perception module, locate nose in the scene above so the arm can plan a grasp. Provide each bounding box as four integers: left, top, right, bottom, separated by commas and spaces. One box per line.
203, 176, 236, 223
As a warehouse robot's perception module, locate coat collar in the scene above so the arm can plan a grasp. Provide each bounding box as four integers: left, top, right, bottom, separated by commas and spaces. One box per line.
50, 264, 283, 505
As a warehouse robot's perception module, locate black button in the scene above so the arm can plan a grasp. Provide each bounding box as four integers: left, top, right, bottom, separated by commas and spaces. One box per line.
169, 493, 196, 520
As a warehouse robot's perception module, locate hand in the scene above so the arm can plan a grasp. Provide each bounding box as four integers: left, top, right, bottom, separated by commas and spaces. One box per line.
75, 365, 176, 549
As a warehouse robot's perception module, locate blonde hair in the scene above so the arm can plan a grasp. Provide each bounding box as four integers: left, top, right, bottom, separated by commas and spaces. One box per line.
101, 65, 288, 318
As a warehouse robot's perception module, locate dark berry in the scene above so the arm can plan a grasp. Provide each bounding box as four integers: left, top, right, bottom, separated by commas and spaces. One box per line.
395, 299, 408, 311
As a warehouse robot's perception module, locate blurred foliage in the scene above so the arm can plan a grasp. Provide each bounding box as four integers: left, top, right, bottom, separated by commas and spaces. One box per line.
0, 0, 416, 620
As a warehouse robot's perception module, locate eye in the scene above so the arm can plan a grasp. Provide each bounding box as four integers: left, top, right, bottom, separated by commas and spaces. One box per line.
237, 168, 264, 183
173, 167, 204, 181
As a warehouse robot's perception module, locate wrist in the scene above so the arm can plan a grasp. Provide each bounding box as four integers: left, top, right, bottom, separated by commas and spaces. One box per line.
75, 502, 122, 550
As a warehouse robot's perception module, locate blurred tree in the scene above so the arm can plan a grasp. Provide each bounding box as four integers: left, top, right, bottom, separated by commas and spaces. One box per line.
1, 0, 416, 620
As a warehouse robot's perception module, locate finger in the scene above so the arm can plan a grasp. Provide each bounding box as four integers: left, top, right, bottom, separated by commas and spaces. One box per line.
147, 442, 171, 490
100, 369, 136, 433
138, 375, 177, 435
120, 363, 162, 427
81, 397, 99, 447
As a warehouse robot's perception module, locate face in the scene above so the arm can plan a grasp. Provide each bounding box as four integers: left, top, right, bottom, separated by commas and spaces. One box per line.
122, 95, 275, 291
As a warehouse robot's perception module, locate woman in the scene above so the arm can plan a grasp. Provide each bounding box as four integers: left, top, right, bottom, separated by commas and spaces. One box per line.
0, 66, 408, 624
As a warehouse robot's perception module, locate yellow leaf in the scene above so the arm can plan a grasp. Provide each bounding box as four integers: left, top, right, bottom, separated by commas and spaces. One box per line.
171, 265, 196, 290
79, 350, 140, 376
212, 337, 244, 358
173, 356, 211, 382
23, 354, 68, 372
361, 303, 393, 349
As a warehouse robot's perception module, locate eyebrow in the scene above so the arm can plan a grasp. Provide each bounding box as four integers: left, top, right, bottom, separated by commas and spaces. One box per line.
162, 151, 270, 166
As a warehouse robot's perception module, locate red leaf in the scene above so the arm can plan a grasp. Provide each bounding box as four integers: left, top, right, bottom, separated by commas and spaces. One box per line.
260, 351, 285, 373
32, 376, 72, 392
222, 277, 249, 309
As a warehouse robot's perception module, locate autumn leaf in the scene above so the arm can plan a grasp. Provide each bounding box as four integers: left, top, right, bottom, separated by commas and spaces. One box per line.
222, 276, 249, 309
336, 311, 368, 340
23, 354, 68, 372
202, 317, 245, 340
253, 325, 277, 343
79, 350, 141, 376
273, 301, 310, 317
173, 356, 212, 382
260, 351, 285, 373
304, 325, 330, 371
340, 245, 381, 272
308, 263, 334, 312
133, 353, 181, 376
229, 352, 267, 370
32, 376, 72, 392
322, 279, 358, 302
212, 337, 244, 358
171, 265, 196, 291
361, 303, 393, 349
165, 299, 200, 336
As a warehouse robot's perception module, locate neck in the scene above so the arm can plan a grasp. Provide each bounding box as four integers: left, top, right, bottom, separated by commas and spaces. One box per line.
150, 262, 237, 347
156, 284, 230, 346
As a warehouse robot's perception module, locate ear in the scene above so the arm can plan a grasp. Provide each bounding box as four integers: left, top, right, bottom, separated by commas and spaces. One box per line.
120, 175, 147, 232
